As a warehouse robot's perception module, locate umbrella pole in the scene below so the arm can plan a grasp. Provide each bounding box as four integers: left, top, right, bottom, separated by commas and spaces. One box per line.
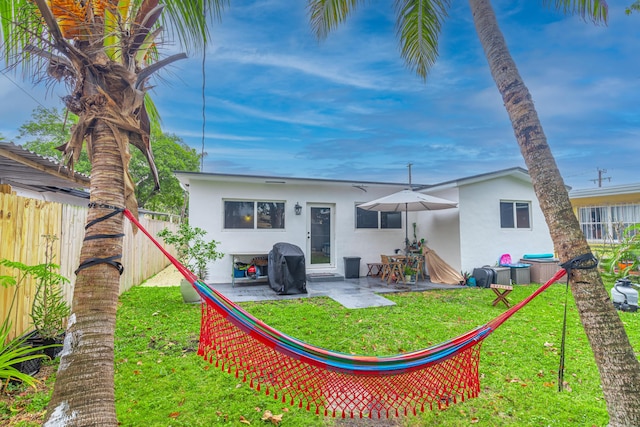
405, 203, 409, 254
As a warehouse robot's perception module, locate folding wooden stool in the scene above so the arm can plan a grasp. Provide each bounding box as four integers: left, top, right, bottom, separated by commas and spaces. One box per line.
490, 283, 513, 308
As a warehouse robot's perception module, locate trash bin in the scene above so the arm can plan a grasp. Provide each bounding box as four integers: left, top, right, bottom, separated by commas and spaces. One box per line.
509, 263, 531, 284
492, 267, 511, 286
344, 257, 361, 279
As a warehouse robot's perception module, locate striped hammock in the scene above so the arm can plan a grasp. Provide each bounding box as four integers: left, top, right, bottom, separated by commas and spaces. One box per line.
124, 209, 567, 418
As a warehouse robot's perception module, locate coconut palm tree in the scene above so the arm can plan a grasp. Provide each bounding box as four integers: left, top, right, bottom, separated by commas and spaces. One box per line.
308, 0, 640, 424
0, 1, 225, 425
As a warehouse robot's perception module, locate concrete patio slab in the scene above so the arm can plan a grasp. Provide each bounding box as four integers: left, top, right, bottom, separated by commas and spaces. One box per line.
141, 266, 464, 309
207, 276, 461, 309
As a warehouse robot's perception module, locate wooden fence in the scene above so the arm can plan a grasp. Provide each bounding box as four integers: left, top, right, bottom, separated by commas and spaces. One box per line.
0, 190, 177, 339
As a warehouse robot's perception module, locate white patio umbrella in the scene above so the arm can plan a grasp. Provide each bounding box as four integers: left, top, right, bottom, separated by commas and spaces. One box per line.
357, 189, 458, 247
358, 189, 461, 284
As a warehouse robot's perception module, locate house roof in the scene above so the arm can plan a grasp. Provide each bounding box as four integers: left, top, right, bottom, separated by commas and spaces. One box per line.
569, 183, 640, 199
0, 141, 90, 193
417, 167, 532, 192
175, 167, 536, 191
174, 171, 412, 191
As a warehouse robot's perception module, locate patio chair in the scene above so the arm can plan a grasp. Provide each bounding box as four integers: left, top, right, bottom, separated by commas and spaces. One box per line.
381, 255, 404, 284
413, 255, 426, 281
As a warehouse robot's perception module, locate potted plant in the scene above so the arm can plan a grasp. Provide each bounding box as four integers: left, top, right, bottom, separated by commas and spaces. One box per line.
602, 224, 640, 280
404, 264, 416, 284
0, 254, 63, 385
0, 236, 70, 360
30, 235, 70, 358
157, 221, 224, 303
0, 318, 50, 390
460, 271, 472, 286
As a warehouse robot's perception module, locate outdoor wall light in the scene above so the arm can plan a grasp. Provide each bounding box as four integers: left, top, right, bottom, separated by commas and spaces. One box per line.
294, 202, 302, 215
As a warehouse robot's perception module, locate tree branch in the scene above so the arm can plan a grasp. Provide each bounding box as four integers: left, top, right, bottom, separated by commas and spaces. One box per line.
135, 53, 187, 88
24, 45, 72, 69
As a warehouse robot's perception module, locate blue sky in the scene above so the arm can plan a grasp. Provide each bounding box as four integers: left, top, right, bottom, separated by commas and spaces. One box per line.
1, 1, 639, 190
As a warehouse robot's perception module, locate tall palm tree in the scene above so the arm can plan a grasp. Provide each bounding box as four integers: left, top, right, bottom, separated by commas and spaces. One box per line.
308, 0, 640, 424
0, 1, 225, 425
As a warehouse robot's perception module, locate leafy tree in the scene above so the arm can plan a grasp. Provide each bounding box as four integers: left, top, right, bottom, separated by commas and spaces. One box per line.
18, 106, 90, 174
0, 0, 225, 425
307, 0, 640, 424
131, 131, 200, 215
18, 107, 199, 215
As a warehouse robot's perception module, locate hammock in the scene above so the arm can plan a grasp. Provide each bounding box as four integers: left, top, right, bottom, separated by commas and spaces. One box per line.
123, 210, 567, 418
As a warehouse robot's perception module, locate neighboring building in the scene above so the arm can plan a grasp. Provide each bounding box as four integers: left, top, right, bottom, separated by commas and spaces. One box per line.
176, 167, 555, 284
569, 184, 640, 243
0, 141, 90, 204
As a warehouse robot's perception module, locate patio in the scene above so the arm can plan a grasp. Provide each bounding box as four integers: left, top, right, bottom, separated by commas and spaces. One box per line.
208, 275, 460, 309
142, 266, 461, 309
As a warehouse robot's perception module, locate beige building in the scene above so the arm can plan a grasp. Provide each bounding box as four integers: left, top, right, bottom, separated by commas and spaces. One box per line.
570, 184, 640, 243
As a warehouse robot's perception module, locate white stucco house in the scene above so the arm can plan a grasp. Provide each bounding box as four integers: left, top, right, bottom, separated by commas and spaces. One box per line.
176, 167, 555, 284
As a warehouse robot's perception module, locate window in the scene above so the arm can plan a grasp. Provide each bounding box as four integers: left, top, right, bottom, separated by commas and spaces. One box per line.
578, 204, 640, 242
381, 211, 402, 229
356, 207, 402, 229
500, 201, 531, 229
356, 208, 378, 228
224, 200, 285, 229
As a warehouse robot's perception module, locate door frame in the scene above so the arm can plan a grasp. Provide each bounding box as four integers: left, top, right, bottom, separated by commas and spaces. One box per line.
306, 203, 335, 269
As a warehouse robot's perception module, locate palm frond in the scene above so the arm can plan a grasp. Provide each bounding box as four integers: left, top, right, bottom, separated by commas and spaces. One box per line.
542, 0, 608, 24
395, 0, 450, 80
160, 0, 228, 54
307, 0, 363, 40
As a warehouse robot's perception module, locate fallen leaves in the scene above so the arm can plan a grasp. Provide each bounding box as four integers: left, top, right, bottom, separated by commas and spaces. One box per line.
261, 410, 284, 425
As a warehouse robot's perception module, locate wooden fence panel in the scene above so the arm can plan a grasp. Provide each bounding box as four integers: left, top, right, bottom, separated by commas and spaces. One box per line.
0, 195, 63, 339
59, 204, 87, 308
0, 192, 176, 339
119, 216, 177, 293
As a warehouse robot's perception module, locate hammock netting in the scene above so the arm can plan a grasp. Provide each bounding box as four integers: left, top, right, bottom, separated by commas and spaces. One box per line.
123, 209, 567, 418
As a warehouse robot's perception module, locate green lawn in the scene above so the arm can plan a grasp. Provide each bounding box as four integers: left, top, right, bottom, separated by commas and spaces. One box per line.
112, 282, 638, 426
2, 281, 638, 426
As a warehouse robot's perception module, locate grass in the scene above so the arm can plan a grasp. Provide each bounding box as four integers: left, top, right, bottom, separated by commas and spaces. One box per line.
2, 281, 639, 426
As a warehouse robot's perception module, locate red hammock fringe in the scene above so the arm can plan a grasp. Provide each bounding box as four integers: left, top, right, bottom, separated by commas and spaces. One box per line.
198, 300, 483, 418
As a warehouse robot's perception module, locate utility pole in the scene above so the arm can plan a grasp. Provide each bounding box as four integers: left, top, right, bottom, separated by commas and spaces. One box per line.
590, 168, 611, 187
407, 162, 413, 187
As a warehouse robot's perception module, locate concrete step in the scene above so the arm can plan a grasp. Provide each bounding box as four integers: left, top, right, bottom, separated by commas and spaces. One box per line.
306, 273, 344, 282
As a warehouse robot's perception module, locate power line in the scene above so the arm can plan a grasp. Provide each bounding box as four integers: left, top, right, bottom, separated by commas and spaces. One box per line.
0, 69, 67, 126
200, 2, 207, 172
0, 70, 52, 112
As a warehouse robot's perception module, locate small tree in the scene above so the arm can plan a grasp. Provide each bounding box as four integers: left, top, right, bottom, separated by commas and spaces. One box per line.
30, 235, 70, 341
157, 222, 223, 280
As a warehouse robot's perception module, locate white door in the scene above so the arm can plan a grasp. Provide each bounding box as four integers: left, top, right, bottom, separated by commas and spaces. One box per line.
307, 204, 334, 268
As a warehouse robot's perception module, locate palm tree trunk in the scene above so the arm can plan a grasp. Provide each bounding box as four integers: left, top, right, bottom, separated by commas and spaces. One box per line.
44, 120, 124, 426
469, 0, 640, 424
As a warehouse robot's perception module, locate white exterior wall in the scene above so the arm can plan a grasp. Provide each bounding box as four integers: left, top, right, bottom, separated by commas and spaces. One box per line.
415, 187, 462, 273
186, 177, 409, 283
458, 176, 554, 273
180, 169, 553, 284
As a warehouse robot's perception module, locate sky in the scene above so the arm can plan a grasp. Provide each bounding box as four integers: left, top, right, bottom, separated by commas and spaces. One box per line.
1, 0, 639, 190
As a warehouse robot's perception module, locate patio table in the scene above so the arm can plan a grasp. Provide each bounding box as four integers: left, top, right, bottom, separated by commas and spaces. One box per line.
389, 254, 425, 283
